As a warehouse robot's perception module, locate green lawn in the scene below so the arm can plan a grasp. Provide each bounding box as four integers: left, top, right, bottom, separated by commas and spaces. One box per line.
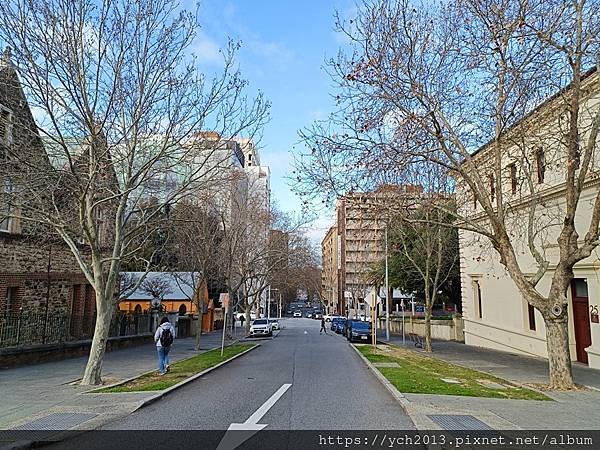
96, 343, 256, 393
357, 344, 550, 400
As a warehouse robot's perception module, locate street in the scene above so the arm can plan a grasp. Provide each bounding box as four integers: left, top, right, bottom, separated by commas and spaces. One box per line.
108, 318, 412, 430
46, 318, 414, 449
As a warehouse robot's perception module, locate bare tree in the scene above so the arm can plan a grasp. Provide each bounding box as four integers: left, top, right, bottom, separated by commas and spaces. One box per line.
169, 199, 222, 349
140, 275, 173, 307
293, 0, 600, 388
0, 0, 268, 384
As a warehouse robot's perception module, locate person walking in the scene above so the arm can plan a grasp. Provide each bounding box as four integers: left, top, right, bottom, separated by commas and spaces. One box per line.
320, 317, 327, 334
239, 314, 245, 329
154, 317, 175, 376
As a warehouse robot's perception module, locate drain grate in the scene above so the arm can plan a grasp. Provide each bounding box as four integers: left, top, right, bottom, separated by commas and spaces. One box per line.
11, 412, 98, 431
428, 414, 492, 431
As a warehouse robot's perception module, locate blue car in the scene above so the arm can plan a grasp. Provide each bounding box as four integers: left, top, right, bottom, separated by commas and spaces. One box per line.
346, 320, 371, 342
331, 317, 346, 333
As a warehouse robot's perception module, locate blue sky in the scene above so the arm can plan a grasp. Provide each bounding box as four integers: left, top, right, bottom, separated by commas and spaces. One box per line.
191, 0, 355, 242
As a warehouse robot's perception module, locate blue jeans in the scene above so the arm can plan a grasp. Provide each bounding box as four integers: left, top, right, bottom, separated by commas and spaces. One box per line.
157, 346, 171, 374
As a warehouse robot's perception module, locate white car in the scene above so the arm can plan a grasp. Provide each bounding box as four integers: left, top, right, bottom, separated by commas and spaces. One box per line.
268, 319, 280, 330
249, 318, 273, 337
293, 311, 302, 317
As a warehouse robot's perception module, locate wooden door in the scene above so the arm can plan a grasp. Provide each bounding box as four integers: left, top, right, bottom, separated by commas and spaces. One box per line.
571, 279, 591, 364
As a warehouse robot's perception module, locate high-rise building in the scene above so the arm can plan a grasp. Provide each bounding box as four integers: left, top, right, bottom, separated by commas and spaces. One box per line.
325, 185, 423, 317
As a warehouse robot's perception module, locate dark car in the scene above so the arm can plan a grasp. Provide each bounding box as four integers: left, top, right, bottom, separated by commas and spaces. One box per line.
347, 320, 371, 342
331, 317, 346, 333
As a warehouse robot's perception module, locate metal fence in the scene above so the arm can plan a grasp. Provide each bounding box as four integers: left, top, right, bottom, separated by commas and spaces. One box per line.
0, 311, 152, 349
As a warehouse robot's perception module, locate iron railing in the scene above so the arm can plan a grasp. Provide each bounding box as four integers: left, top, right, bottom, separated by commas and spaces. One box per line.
0, 311, 152, 349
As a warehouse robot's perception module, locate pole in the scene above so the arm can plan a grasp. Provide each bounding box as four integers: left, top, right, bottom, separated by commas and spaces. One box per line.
267, 285, 271, 320
221, 312, 227, 356
371, 304, 376, 348
402, 302, 406, 346
221, 294, 229, 356
385, 225, 390, 342
279, 292, 282, 319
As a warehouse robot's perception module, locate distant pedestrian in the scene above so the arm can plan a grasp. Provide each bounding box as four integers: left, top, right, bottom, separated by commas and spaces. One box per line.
320, 317, 327, 334
240, 315, 245, 328
154, 317, 175, 376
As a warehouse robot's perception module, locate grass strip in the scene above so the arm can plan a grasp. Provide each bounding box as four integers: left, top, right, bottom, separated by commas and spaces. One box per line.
357, 344, 550, 401
96, 343, 255, 393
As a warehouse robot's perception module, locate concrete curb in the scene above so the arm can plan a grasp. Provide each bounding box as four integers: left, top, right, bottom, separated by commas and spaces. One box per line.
89, 339, 241, 393
135, 343, 259, 409
349, 343, 411, 409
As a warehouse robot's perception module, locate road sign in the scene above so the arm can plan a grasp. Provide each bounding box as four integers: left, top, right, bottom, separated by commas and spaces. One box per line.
364, 289, 381, 307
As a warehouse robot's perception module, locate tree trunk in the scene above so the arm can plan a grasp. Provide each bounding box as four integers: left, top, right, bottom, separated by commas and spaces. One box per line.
543, 313, 575, 389
424, 302, 433, 352
245, 309, 251, 333
80, 296, 114, 385
195, 298, 203, 351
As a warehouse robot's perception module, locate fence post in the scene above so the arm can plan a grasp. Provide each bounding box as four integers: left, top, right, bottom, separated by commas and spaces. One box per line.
16, 308, 22, 345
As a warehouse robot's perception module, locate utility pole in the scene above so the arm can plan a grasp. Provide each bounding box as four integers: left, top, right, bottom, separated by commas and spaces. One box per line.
279, 292, 282, 319
385, 225, 390, 342
267, 285, 271, 320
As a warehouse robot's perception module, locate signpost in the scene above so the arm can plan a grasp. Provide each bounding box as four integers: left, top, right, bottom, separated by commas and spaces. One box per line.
365, 290, 380, 349
220, 293, 230, 356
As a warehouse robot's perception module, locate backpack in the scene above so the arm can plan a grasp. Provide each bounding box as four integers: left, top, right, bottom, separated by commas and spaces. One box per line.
160, 326, 174, 347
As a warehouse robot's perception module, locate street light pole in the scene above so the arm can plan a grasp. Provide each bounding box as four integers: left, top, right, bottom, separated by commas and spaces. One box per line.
385, 224, 390, 342
267, 285, 271, 320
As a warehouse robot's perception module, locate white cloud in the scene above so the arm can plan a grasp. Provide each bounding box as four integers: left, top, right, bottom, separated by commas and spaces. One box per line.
191, 33, 222, 65
306, 211, 336, 247
246, 39, 294, 69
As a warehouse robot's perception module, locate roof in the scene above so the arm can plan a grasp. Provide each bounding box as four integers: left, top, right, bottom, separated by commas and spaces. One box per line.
120, 272, 201, 300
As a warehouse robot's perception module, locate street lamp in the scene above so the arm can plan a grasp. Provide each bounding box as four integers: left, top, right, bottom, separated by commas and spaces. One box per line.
268, 287, 282, 319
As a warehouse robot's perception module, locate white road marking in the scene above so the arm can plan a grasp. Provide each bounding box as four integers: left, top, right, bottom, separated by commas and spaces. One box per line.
245, 383, 292, 424
216, 383, 292, 450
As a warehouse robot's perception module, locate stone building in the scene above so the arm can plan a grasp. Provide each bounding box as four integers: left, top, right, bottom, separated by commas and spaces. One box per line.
457, 68, 599, 369
0, 49, 98, 342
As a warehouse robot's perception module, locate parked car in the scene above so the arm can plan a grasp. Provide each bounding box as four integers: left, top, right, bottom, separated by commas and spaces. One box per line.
268, 319, 280, 330
347, 320, 371, 342
306, 312, 313, 318
331, 317, 346, 333
314, 312, 323, 319
293, 311, 302, 318
249, 318, 273, 337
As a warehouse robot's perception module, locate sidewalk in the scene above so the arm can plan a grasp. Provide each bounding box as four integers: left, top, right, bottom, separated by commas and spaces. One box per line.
378, 332, 600, 430
0, 330, 229, 431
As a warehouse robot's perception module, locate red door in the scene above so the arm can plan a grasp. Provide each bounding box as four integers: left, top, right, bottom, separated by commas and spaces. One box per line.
571, 279, 592, 364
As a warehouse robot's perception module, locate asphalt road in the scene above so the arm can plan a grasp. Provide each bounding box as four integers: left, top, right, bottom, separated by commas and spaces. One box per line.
50, 318, 415, 448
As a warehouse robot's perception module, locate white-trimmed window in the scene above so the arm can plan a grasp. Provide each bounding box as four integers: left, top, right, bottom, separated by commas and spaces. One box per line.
471, 278, 483, 319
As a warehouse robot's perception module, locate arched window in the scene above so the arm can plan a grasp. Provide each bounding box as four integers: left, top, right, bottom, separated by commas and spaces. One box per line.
134, 304, 142, 314
178, 304, 187, 316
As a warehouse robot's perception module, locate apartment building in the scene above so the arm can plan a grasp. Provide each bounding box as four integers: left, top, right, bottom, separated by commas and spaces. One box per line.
326, 185, 422, 316
321, 225, 339, 314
